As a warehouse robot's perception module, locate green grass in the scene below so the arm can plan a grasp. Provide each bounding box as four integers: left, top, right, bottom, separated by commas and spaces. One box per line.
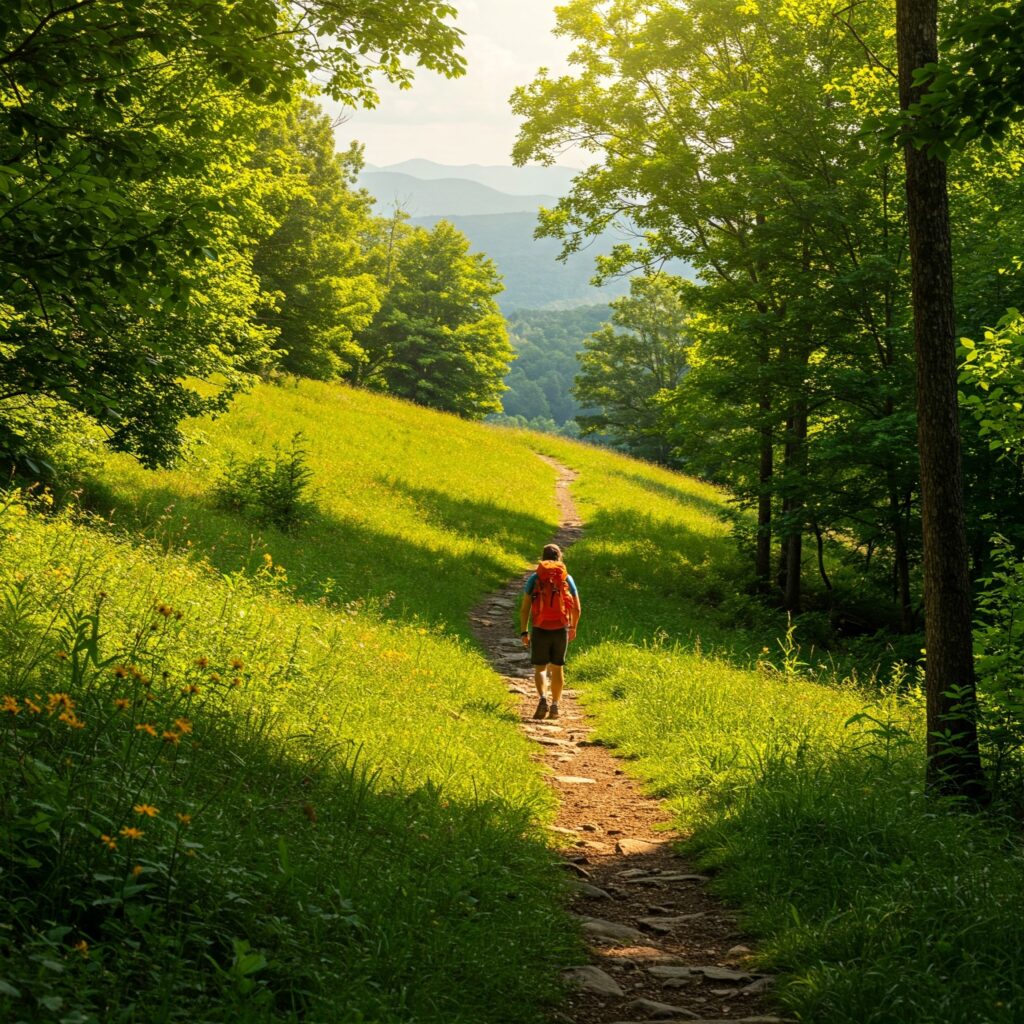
86, 380, 560, 635
519, 435, 1024, 1024
0, 384, 582, 1024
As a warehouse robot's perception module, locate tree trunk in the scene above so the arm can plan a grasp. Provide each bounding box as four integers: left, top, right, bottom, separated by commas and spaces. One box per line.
756, 393, 773, 593
897, 0, 985, 799
783, 404, 806, 615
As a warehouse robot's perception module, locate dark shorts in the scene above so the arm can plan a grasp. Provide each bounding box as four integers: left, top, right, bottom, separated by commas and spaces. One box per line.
531, 627, 568, 667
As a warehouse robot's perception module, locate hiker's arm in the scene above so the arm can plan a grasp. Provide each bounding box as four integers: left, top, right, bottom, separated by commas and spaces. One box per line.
519, 594, 531, 644
569, 595, 581, 634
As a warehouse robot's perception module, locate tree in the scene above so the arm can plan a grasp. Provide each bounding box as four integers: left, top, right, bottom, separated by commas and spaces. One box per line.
252, 98, 381, 380
573, 275, 689, 463
360, 221, 514, 419
896, 0, 985, 796
0, 0, 464, 466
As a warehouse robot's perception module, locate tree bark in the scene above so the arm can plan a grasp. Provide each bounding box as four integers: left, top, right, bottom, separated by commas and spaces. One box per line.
756, 398, 773, 593
897, 0, 985, 799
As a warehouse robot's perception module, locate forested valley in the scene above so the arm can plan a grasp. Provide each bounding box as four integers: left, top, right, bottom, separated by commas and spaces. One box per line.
5, 0, 1024, 1022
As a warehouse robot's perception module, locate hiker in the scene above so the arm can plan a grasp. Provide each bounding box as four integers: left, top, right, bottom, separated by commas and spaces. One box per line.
519, 543, 581, 720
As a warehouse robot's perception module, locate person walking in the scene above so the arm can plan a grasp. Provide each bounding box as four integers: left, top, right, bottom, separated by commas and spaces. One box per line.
519, 543, 581, 720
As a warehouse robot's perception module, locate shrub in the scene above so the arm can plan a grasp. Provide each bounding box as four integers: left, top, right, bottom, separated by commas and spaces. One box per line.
211, 433, 313, 533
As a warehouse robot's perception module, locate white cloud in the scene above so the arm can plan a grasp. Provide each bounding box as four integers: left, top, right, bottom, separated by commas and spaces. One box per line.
326, 0, 576, 166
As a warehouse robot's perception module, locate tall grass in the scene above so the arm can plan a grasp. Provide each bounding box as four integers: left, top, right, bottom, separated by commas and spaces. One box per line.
85, 381, 560, 634
0, 494, 576, 1022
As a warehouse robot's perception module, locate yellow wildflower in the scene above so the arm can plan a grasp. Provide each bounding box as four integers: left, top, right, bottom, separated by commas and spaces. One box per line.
2, 695, 19, 715
195, 656, 209, 669
133, 804, 159, 817
161, 730, 180, 745
230, 658, 244, 670
182, 683, 200, 696
74, 940, 89, 958
131, 864, 144, 877
112, 664, 130, 679
230, 677, 242, 688
173, 718, 192, 734
46, 692, 73, 713
23, 698, 41, 714
55, 650, 69, 661
119, 826, 144, 840
59, 710, 85, 729
113, 698, 131, 710
100, 834, 117, 851
176, 813, 192, 826
208, 672, 221, 683
135, 723, 157, 737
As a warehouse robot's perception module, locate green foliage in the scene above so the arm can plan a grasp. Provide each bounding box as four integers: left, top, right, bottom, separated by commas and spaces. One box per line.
501, 305, 609, 425
252, 99, 382, 380
0, 490, 574, 1022
0, 0, 464, 466
360, 221, 514, 419
212, 433, 314, 534
960, 309, 1024, 457
574, 276, 689, 463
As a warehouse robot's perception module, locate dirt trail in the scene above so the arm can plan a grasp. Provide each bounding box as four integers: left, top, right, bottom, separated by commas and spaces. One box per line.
469, 456, 781, 1024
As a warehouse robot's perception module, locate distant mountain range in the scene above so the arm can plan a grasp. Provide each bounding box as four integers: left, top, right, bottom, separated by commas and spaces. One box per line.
363, 159, 579, 197
357, 160, 685, 311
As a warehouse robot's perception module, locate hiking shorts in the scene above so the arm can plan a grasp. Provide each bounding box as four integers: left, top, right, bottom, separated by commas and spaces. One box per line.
530, 626, 568, 667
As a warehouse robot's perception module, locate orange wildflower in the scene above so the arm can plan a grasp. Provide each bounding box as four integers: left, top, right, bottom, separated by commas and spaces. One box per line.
23, 698, 41, 714
176, 813, 192, 825
182, 683, 200, 696
99, 834, 117, 851
74, 940, 89, 958
59, 710, 85, 729
2, 695, 19, 715
46, 693, 73, 713
173, 718, 192, 734
133, 804, 159, 817
135, 723, 157, 737
131, 864, 144, 877
195, 656, 209, 669
119, 826, 143, 840
161, 730, 180, 745
112, 664, 130, 679
113, 698, 131, 711
230, 658, 244, 670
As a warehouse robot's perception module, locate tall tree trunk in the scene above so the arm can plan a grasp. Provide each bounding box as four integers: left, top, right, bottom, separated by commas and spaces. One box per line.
756, 393, 773, 593
897, 0, 985, 798
783, 403, 806, 615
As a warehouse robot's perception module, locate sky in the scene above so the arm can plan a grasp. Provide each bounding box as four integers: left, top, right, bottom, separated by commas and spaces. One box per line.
327, 1, 575, 168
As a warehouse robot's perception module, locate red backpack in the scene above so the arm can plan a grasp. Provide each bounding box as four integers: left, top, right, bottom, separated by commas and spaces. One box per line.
531, 560, 572, 629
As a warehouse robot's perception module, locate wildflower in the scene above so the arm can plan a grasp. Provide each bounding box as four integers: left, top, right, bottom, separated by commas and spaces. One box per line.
173, 718, 192, 734
59, 710, 85, 729
113, 698, 131, 711
46, 692, 73, 713
135, 723, 157, 737
113, 664, 130, 679
185, 849, 196, 858
133, 804, 159, 817
23, 698, 41, 714
119, 826, 144, 840
100, 834, 117, 851
2, 695, 19, 715
230, 658, 244, 670
128, 665, 145, 681
156, 603, 173, 617
182, 683, 200, 696
161, 730, 180, 745
131, 864, 144, 877
263, 552, 273, 566
55, 650, 69, 661
74, 940, 89, 958
230, 677, 242, 688
176, 813, 192, 826
208, 672, 221, 683
195, 656, 209, 669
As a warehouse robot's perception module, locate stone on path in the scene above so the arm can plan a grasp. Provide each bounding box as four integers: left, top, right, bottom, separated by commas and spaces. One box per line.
740, 977, 775, 995
637, 913, 705, 934
574, 881, 612, 899
562, 965, 625, 997
647, 966, 694, 980
616, 838, 669, 856
580, 917, 648, 945
625, 997, 700, 1018
689, 965, 757, 982
555, 775, 597, 784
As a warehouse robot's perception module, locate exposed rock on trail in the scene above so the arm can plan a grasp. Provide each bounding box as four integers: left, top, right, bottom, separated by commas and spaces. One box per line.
469, 454, 775, 1024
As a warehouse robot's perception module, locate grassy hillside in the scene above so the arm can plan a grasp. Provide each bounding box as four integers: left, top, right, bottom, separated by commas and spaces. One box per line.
1, 385, 584, 1024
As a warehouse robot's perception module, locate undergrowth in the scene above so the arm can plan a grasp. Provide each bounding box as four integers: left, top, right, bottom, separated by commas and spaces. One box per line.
0, 493, 576, 1023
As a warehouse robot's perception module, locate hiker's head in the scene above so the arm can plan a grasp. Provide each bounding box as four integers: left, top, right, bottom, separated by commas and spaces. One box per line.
542, 544, 563, 562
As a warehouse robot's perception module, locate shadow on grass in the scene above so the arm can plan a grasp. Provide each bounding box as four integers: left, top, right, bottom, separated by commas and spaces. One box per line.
2, 693, 573, 1023
78, 476, 554, 637
605, 467, 729, 521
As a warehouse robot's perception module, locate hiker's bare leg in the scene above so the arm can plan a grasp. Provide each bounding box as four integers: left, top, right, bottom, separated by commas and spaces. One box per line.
534, 665, 548, 697
549, 664, 565, 703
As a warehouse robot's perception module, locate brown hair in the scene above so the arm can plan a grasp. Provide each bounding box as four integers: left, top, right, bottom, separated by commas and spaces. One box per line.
542, 544, 562, 561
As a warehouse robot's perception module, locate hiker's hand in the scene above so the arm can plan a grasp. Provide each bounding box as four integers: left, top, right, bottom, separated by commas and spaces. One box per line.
567, 626, 577, 642
521, 631, 529, 647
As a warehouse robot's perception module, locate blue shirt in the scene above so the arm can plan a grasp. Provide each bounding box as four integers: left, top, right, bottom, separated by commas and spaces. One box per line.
524, 572, 578, 598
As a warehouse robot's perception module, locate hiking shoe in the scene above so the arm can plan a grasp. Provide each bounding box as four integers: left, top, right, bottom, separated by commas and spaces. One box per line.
533, 697, 549, 719
548, 701, 560, 720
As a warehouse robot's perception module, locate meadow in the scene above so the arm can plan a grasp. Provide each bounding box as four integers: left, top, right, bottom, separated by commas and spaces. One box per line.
5, 380, 1024, 1024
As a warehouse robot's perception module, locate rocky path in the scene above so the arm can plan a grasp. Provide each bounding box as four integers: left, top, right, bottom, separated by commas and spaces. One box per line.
469, 456, 782, 1024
